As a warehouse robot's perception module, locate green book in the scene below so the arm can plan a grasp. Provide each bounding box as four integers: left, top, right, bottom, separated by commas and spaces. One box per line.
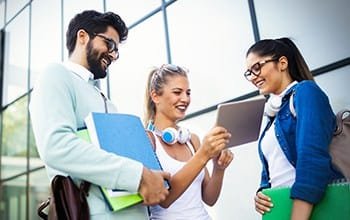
262, 182, 350, 220
77, 129, 143, 211
99, 187, 142, 212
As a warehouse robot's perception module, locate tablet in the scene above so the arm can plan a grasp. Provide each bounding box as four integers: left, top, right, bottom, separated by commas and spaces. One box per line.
216, 97, 266, 148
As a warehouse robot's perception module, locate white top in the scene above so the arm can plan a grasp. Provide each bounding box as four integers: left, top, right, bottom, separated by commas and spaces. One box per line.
261, 82, 297, 188
261, 122, 295, 188
149, 133, 211, 220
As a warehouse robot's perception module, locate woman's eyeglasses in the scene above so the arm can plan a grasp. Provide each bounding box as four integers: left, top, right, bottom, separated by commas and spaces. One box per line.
244, 58, 278, 81
93, 33, 119, 57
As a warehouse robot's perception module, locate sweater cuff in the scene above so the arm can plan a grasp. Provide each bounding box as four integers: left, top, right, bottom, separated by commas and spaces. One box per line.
291, 182, 324, 204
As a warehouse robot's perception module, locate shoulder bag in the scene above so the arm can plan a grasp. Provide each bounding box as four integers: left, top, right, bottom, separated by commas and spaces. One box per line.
37, 175, 91, 220
289, 93, 350, 180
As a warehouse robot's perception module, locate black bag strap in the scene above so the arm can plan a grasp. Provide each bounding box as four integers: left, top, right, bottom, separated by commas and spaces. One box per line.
37, 198, 50, 220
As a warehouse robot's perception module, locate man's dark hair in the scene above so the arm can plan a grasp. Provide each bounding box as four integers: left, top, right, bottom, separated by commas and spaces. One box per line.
66, 10, 128, 56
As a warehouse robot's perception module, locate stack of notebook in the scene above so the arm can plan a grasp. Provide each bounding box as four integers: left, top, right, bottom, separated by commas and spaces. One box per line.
77, 112, 168, 212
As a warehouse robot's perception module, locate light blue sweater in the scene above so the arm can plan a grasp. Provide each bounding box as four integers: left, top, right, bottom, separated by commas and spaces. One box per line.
30, 62, 148, 219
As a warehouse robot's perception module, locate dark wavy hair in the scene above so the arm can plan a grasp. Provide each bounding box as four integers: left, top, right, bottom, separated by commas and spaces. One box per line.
66, 10, 128, 56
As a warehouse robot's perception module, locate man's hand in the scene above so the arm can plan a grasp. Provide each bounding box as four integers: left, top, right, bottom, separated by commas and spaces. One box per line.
138, 167, 171, 206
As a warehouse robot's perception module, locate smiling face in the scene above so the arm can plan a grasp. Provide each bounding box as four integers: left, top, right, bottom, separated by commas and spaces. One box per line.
87, 26, 120, 79
151, 75, 191, 125
246, 52, 292, 95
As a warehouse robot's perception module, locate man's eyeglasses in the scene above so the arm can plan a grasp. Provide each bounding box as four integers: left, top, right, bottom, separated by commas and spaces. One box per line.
244, 58, 278, 81
93, 33, 119, 56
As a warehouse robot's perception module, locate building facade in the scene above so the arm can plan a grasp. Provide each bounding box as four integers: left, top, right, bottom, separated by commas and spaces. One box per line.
0, 0, 349, 219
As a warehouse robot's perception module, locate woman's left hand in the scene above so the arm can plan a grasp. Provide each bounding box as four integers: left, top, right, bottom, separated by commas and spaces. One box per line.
213, 149, 234, 170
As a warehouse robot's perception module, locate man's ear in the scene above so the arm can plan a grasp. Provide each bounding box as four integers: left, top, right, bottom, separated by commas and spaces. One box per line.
77, 29, 90, 46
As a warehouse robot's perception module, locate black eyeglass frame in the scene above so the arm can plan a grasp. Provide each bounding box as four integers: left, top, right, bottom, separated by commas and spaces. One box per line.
92, 33, 119, 56
244, 58, 279, 81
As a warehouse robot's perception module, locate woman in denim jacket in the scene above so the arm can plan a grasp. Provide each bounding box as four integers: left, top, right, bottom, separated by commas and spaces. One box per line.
243, 37, 343, 219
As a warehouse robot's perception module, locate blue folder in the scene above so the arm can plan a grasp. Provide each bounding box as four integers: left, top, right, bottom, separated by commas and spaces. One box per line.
82, 112, 169, 211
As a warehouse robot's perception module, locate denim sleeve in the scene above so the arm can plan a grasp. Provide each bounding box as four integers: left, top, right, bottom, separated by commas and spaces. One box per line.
258, 138, 271, 192
258, 166, 271, 192
290, 81, 336, 204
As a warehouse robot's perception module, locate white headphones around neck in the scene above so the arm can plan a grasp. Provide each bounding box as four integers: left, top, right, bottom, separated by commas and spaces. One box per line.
264, 82, 298, 118
147, 121, 191, 145
264, 95, 282, 117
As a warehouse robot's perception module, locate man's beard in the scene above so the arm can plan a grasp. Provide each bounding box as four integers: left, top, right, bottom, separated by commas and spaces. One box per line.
86, 41, 108, 79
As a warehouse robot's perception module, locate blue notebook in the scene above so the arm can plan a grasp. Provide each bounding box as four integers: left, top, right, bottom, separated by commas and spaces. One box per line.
84, 112, 164, 171
76, 129, 143, 211
83, 112, 169, 211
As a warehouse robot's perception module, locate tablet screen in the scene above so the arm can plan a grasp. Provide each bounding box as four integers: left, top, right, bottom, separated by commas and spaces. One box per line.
216, 97, 266, 147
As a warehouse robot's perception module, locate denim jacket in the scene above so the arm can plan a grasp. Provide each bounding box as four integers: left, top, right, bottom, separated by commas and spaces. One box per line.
258, 80, 343, 204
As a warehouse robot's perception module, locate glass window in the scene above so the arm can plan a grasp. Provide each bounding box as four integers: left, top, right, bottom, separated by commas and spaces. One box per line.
166, 0, 256, 113
0, 176, 27, 220
29, 119, 40, 160
30, 0, 61, 88
29, 168, 49, 220
254, 0, 350, 70
106, 0, 161, 26
0, 0, 5, 28
5, 0, 29, 23
315, 66, 350, 112
2, 8, 29, 106
1, 96, 28, 179
109, 12, 167, 117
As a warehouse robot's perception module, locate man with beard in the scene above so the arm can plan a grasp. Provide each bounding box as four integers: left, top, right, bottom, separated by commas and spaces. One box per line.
30, 10, 170, 219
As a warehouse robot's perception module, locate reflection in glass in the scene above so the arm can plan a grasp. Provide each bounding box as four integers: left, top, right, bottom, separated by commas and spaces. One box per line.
31, 0, 61, 88
106, 0, 160, 26
1, 96, 28, 179
0, 176, 27, 220
166, 0, 255, 113
254, 0, 350, 70
0, 1, 5, 28
3, 8, 29, 106
62, 0, 103, 61
29, 168, 50, 220
109, 12, 166, 117
5, 0, 28, 23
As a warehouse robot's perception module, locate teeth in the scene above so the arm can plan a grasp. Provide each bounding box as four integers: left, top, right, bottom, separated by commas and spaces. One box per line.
176, 106, 187, 110
256, 80, 264, 87
101, 58, 109, 69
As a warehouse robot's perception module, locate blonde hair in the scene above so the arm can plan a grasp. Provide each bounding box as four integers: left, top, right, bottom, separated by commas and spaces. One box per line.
143, 64, 188, 125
